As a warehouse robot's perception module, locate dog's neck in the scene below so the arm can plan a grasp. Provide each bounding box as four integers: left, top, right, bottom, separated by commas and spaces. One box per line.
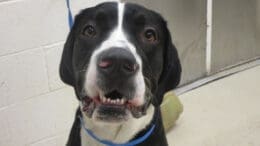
80, 106, 155, 146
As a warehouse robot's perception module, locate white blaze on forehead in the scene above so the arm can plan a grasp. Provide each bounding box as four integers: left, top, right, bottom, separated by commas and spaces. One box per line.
118, 2, 124, 32
87, 2, 141, 65
113, 2, 143, 69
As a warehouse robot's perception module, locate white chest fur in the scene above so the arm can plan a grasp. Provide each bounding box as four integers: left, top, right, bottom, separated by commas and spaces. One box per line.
80, 106, 154, 146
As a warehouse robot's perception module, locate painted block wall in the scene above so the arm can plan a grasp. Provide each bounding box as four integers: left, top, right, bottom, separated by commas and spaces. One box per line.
0, 0, 111, 145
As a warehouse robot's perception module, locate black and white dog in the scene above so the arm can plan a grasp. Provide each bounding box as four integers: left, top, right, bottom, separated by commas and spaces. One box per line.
60, 2, 181, 146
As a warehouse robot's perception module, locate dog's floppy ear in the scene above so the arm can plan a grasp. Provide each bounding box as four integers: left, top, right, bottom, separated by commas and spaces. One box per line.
59, 27, 76, 86
155, 26, 182, 105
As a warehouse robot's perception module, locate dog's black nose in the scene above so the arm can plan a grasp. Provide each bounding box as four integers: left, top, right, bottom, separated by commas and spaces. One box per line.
97, 47, 139, 77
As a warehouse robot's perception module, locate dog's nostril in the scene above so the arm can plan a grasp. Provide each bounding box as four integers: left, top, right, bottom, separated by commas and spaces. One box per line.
105, 90, 123, 100
98, 60, 112, 68
123, 63, 139, 73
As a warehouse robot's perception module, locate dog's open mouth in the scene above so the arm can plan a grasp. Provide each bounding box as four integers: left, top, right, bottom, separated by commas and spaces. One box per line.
81, 90, 147, 122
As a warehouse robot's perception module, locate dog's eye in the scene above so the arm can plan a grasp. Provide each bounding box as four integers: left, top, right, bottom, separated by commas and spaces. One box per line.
143, 28, 157, 43
83, 25, 96, 37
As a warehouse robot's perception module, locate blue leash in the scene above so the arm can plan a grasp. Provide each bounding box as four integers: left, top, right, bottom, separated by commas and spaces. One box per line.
66, 0, 74, 29
79, 116, 155, 146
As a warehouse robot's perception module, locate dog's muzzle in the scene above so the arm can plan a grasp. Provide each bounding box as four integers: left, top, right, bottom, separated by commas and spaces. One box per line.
97, 47, 139, 98
81, 47, 149, 122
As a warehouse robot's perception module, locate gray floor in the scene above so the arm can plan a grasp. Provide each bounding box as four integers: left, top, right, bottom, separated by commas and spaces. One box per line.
167, 66, 260, 146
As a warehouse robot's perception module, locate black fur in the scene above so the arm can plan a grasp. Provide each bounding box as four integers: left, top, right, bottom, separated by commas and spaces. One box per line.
155, 28, 181, 105
60, 2, 181, 146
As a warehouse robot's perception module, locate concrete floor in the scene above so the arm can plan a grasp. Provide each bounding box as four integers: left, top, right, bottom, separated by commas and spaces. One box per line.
167, 66, 260, 146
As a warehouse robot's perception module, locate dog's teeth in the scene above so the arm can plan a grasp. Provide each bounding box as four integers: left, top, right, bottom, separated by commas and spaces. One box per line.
121, 99, 125, 104
116, 99, 120, 104
101, 97, 126, 104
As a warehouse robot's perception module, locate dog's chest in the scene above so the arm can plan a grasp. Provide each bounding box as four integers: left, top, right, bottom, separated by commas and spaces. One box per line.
80, 125, 131, 146
80, 106, 154, 146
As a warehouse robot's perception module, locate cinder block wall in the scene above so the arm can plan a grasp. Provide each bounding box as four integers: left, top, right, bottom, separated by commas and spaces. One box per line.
0, 0, 110, 145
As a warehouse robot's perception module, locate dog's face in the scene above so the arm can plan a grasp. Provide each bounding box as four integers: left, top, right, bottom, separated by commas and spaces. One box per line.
60, 2, 181, 124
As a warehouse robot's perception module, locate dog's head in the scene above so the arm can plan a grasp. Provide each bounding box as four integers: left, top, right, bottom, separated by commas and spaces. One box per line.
60, 2, 181, 124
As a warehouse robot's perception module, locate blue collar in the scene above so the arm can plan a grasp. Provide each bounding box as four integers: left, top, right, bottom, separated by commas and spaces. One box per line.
79, 116, 156, 146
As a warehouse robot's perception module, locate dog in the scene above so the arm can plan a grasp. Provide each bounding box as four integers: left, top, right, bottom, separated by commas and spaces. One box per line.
60, 2, 181, 146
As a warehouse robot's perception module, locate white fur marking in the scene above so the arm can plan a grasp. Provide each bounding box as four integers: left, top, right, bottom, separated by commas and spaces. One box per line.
118, 3, 124, 31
